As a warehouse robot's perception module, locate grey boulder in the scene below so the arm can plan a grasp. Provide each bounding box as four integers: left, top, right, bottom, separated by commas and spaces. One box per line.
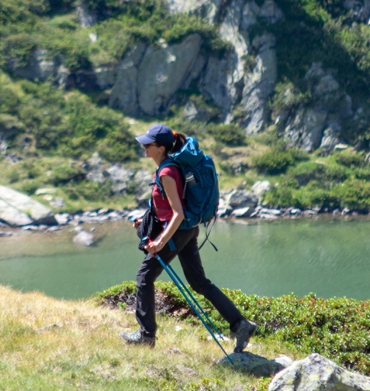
269, 353, 370, 391
0, 185, 55, 226
219, 351, 286, 376
73, 231, 95, 246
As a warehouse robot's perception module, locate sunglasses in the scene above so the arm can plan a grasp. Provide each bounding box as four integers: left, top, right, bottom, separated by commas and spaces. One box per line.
142, 143, 158, 149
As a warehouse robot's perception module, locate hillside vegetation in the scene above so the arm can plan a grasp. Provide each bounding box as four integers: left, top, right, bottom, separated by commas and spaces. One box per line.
0, 282, 369, 390
2, 0, 370, 212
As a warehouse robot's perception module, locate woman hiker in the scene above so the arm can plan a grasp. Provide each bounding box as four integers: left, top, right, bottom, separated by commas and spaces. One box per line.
120, 124, 257, 352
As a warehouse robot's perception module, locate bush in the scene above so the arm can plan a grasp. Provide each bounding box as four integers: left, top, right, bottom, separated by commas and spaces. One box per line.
1, 33, 38, 68
206, 123, 246, 146
270, 80, 312, 112
289, 162, 327, 186
0, 0, 36, 25
252, 149, 295, 174
165, 119, 208, 138
20, 179, 42, 195
0, 85, 21, 114
48, 163, 86, 185
353, 166, 370, 180
289, 162, 349, 187
20, 160, 42, 179
331, 179, 370, 211
333, 151, 365, 167
97, 282, 370, 375
6, 167, 20, 183
263, 184, 302, 208
65, 180, 112, 201
97, 133, 139, 162
295, 185, 340, 209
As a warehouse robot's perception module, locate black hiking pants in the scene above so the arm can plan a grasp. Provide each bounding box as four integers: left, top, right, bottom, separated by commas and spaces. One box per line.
135, 226, 245, 338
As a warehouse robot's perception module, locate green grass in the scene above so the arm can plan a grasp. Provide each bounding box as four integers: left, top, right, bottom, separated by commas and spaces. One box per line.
97, 281, 370, 376
0, 284, 290, 391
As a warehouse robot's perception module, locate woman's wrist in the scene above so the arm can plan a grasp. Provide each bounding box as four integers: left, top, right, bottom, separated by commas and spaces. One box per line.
157, 236, 165, 248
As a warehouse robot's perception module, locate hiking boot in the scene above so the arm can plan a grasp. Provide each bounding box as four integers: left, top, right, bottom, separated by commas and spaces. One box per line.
120, 329, 155, 348
232, 319, 257, 353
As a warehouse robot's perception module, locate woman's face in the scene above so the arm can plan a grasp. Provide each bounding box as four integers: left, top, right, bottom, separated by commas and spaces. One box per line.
142, 143, 165, 160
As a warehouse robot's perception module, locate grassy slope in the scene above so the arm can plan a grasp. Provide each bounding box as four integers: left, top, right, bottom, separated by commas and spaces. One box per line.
0, 284, 287, 391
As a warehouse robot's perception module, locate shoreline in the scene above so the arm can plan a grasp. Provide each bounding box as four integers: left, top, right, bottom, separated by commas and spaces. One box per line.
2, 204, 370, 235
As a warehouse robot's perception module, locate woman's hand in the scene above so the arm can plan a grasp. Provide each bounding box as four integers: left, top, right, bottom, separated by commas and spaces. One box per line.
133, 218, 142, 229
144, 239, 164, 254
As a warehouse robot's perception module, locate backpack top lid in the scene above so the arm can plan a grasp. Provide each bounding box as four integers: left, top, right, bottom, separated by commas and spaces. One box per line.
171, 137, 203, 167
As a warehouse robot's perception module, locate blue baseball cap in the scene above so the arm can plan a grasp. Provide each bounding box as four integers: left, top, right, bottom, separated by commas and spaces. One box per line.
135, 124, 175, 145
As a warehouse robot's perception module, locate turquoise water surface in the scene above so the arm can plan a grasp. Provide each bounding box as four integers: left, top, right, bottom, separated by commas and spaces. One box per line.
0, 217, 369, 300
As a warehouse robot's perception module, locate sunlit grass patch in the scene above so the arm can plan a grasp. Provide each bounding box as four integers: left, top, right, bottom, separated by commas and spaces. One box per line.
0, 284, 273, 390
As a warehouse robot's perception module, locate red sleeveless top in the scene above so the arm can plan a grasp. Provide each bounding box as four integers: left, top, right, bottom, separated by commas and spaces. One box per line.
152, 165, 184, 222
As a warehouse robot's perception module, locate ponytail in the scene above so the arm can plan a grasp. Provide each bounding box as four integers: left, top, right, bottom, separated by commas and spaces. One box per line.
171, 130, 186, 153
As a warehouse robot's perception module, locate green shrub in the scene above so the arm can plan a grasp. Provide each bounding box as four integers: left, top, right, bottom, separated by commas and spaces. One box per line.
331, 179, 370, 211
19, 98, 65, 149
219, 161, 234, 176
6, 167, 20, 183
353, 166, 370, 180
65, 180, 112, 201
296, 185, 340, 209
40, 29, 91, 71
206, 123, 246, 146
317, 0, 347, 17
97, 134, 139, 163
333, 151, 365, 167
1, 33, 38, 68
289, 162, 327, 186
20, 160, 42, 179
97, 282, 370, 375
95, 17, 152, 61
0, 0, 36, 25
20, 179, 42, 195
48, 163, 86, 185
0, 85, 21, 114
252, 149, 295, 174
165, 119, 207, 138
0, 78, 139, 162
165, 14, 231, 53
289, 162, 349, 187
263, 184, 302, 208
270, 80, 312, 112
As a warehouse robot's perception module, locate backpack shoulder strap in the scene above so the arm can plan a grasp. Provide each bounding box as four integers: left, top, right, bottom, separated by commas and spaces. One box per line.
154, 158, 180, 199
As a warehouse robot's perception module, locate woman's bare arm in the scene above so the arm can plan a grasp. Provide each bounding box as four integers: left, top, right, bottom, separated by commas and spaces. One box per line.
144, 175, 184, 254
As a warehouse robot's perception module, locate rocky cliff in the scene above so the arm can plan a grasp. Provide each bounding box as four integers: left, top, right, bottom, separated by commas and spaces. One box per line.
7, 0, 370, 154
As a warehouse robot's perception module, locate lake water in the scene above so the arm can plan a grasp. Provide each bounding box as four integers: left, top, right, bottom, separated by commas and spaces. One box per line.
0, 217, 369, 300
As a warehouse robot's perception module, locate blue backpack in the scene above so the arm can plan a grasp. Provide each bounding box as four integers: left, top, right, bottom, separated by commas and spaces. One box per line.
154, 137, 219, 249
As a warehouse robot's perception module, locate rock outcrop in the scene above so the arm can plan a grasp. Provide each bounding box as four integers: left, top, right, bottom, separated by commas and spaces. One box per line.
0, 185, 56, 226
7, 0, 370, 151
76, 1, 97, 27
137, 34, 203, 116
275, 63, 354, 152
240, 33, 277, 134
268, 353, 370, 391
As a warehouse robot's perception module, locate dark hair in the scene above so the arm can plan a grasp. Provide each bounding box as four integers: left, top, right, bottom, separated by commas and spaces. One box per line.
156, 130, 186, 155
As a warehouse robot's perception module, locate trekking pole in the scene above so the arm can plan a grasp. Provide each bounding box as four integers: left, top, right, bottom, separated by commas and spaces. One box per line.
155, 252, 234, 365
143, 237, 223, 339
166, 263, 225, 340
